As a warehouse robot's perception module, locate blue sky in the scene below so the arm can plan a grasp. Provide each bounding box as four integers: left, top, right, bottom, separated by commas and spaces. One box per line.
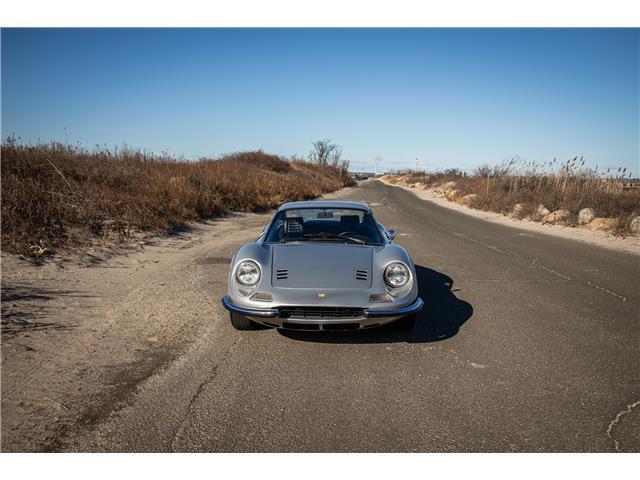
2, 28, 638, 173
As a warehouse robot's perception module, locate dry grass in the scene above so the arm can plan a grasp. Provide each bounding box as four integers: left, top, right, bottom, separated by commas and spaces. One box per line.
1, 139, 355, 254
384, 158, 640, 235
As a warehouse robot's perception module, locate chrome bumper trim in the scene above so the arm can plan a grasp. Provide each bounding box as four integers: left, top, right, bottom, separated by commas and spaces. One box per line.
363, 297, 424, 318
221, 295, 280, 318
222, 295, 423, 320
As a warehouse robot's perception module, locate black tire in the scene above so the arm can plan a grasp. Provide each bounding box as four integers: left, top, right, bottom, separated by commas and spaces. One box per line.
395, 314, 416, 330
229, 311, 257, 330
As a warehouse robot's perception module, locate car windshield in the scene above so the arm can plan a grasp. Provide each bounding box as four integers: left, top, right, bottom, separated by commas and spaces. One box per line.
264, 208, 384, 245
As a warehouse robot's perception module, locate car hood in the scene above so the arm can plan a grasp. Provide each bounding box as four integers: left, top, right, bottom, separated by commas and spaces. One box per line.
271, 243, 373, 289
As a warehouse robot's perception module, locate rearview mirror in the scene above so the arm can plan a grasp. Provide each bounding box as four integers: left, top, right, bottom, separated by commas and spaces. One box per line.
387, 230, 396, 240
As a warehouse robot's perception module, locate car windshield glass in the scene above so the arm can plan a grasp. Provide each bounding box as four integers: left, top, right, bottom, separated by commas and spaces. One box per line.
264, 208, 384, 244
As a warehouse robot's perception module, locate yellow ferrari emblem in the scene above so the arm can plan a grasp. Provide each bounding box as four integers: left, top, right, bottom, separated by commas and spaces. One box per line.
317, 293, 327, 298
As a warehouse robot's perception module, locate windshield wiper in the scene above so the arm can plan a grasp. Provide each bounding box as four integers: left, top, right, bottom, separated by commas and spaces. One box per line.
279, 237, 304, 244
302, 233, 365, 244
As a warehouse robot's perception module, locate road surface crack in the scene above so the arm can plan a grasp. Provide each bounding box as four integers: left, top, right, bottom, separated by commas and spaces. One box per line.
454, 232, 506, 255
530, 257, 571, 281
169, 336, 242, 452
586, 281, 627, 302
605, 399, 640, 452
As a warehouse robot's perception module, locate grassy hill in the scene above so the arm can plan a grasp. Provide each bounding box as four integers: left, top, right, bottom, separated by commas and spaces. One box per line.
1, 139, 354, 254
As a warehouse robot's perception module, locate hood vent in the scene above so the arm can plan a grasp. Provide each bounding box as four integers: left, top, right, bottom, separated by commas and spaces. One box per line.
276, 269, 289, 280
356, 269, 368, 281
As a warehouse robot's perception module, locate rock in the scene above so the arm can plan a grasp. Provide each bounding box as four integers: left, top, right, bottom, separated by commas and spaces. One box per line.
442, 181, 457, 191
542, 209, 571, 224
630, 216, 640, 233
578, 208, 595, 225
583, 218, 617, 231
444, 189, 459, 201
531, 204, 550, 220
460, 194, 478, 206
537, 204, 550, 216
509, 203, 525, 218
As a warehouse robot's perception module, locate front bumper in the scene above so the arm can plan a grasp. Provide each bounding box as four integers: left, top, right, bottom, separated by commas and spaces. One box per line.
221, 295, 423, 331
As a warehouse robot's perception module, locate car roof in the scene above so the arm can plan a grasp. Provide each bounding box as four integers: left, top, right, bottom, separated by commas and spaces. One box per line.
277, 200, 371, 212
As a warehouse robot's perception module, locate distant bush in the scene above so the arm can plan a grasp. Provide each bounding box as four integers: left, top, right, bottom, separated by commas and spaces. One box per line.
384, 157, 640, 235
1, 139, 355, 254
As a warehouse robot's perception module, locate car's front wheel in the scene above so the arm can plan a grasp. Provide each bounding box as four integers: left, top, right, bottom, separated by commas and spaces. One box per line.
229, 311, 257, 330
395, 314, 416, 330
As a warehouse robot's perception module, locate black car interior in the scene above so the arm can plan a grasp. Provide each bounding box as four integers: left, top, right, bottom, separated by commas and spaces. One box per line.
267, 210, 384, 244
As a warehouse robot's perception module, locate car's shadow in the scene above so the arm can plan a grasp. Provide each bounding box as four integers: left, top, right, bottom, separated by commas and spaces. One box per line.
278, 265, 473, 344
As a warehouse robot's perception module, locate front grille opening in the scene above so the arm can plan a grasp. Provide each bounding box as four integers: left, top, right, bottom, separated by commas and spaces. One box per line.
282, 322, 320, 330
323, 322, 360, 331
279, 307, 364, 319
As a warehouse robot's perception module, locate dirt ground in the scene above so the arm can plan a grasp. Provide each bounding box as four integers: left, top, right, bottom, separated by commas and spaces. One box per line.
1, 185, 361, 452
1, 211, 272, 451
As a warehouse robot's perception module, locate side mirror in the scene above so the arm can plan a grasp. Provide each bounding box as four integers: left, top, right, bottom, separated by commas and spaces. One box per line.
387, 230, 397, 241
257, 225, 268, 241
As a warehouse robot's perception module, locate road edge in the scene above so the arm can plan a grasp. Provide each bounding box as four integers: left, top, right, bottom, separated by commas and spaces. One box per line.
379, 179, 640, 256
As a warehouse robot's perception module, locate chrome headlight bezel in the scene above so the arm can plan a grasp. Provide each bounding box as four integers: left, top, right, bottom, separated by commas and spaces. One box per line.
384, 262, 410, 288
235, 260, 261, 286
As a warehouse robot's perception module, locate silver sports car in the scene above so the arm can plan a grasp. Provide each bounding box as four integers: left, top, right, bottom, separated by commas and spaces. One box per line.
221, 200, 423, 331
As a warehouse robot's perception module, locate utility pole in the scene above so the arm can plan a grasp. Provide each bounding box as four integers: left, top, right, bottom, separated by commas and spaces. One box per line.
64, 127, 68, 146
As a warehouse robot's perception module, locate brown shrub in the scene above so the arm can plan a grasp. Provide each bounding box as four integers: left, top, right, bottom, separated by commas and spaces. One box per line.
386, 159, 640, 235
1, 139, 355, 254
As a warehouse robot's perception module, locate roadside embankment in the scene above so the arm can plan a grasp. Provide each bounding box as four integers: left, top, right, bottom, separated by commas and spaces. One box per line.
1, 139, 355, 256
380, 174, 640, 255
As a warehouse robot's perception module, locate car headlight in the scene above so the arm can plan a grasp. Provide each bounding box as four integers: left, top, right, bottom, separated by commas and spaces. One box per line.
236, 261, 261, 286
384, 262, 409, 288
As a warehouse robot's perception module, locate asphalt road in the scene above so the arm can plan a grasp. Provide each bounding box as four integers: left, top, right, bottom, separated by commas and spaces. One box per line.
68, 180, 639, 452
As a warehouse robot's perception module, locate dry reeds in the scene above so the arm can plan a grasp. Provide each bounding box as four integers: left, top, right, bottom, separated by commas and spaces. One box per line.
386, 157, 640, 235
1, 138, 355, 254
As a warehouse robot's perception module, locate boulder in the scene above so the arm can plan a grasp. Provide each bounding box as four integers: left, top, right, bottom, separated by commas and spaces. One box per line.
542, 209, 571, 224
537, 204, 550, 216
509, 203, 525, 218
583, 218, 617, 231
442, 181, 457, 191
444, 189, 459, 201
630, 216, 640, 233
460, 194, 478, 206
531, 204, 550, 220
578, 208, 595, 225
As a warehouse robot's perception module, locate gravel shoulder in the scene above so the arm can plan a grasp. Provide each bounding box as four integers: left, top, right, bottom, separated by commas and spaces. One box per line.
1, 213, 271, 451
1, 186, 359, 452
382, 180, 640, 255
